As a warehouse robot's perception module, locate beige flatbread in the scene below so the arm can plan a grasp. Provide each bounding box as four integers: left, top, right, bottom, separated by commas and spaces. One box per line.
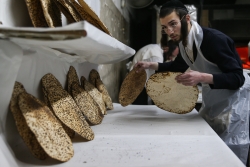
41, 73, 63, 89
41, 73, 75, 138
54, 0, 82, 22
41, 84, 75, 139
40, 0, 62, 27
9, 82, 47, 160
89, 69, 113, 110
81, 76, 106, 115
53, 0, 76, 24
46, 85, 94, 140
25, 0, 48, 27
70, 0, 111, 35
88, 69, 98, 85
77, 0, 110, 34
119, 68, 147, 107
18, 92, 74, 162
95, 78, 113, 110
67, 66, 80, 96
146, 72, 198, 114
71, 82, 103, 125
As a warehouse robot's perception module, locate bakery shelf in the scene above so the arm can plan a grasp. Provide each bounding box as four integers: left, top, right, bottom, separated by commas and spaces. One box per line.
0, 21, 135, 64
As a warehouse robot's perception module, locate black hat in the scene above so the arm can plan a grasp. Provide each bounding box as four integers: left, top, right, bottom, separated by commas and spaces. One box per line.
161, 0, 188, 13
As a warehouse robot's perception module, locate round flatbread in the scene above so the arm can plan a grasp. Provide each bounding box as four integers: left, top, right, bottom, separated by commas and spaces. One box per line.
67, 66, 80, 96
18, 92, 74, 162
71, 82, 103, 125
119, 68, 147, 107
146, 72, 198, 114
89, 69, 113, 110
25, 0, 48, 27
81, 76, 106, 115
10, 82, 47, 160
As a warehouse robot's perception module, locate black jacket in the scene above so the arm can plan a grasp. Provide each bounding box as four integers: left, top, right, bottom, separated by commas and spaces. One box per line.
157, 27, 244, 90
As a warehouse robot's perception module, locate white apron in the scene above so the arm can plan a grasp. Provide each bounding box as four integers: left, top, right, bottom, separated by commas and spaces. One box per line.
179, 21, 250, 164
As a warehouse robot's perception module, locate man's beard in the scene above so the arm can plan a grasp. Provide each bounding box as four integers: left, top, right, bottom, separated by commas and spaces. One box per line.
173, 35, 182, 44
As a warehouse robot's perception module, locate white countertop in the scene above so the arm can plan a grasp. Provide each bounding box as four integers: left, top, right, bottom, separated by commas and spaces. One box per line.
0, 103, 244, 167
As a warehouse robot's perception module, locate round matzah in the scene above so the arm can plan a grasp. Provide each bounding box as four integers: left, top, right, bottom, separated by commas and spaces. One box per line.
119, 68, 147, 106
39, 0, 62, 27
9, 82, 47, 160
71, 82, 103, 125
81, 76, 106, 115
67, 66, 80, 96
146, 72, 198, 114
55, 0, 82, 22
18, 92, 74, 162
25, 0, 48, 27
71, 0, 111, 35
89, 69, 114, 110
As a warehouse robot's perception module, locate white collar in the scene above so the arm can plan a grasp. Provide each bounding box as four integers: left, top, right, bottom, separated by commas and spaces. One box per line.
186, 24, 194, 50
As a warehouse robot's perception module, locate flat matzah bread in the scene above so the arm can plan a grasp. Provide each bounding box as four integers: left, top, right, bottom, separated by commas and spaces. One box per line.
78, 0, 111, 35
41, 73, 75, 138
39, 0, 62, 27
52, 0, 77, 24
88, 69, 99, 86
146, 72, 198, 114
54, 0, 82, 22
18, 92, 74, 162
71, 82, 103, 125
67, 66, 80, 96
119, 68, 147, 107
81, 76, 106, 115
41, 84, 75, 139
41, 73, 63, 89
9, 82, 47, 160
89, 69, 113, 110
25, 0, 48, 27
46, 86, 94, 140
70, 0, 111, 35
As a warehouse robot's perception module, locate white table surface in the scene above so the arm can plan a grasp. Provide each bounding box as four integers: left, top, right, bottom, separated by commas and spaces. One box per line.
0, 103, 245, 167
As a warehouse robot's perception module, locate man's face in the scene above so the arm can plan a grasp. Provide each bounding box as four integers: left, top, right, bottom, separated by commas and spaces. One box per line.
160, 12, 182, 42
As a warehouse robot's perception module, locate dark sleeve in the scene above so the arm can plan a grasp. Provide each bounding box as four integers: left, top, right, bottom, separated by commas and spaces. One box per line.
157, 53, 189, 72
201, 29, 244, 90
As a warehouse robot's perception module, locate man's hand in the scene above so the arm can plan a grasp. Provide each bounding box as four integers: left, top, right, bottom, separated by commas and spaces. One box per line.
175, 70, 213, 86
134, 61, 159, 73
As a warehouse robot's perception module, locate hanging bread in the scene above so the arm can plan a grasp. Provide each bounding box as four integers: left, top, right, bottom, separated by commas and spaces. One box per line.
119, 68, 147, 106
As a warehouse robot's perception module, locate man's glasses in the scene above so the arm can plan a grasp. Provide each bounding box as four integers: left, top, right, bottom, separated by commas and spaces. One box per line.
161, 15, 186, 34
